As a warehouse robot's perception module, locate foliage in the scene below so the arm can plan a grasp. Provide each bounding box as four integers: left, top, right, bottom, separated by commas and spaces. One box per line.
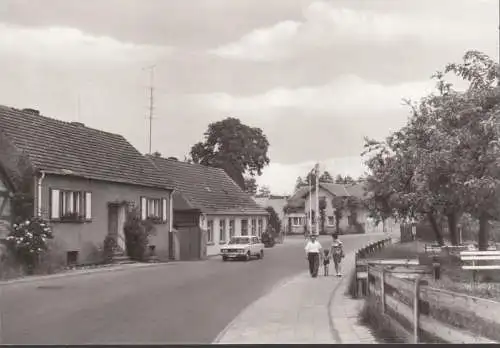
363, 50, 500, 249
189, 117, 270, 190
258, 185, 271, 197
295, 176, 305, 191
123, 208, 156, 262
335, 174, 355, 184
319, 171, 334, 183
244, 176, 258, 195
103, 235, 117, 263
319, 196, 326, 234
5, 217, 53, 274
265, 206, 281, 235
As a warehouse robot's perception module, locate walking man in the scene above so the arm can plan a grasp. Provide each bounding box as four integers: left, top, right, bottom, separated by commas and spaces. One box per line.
305, 234, 322, 277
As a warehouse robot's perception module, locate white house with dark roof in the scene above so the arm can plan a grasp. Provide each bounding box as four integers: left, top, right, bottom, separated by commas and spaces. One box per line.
0, 105, 175, 265
284, 182, 396, 235
149, 156, 269, 256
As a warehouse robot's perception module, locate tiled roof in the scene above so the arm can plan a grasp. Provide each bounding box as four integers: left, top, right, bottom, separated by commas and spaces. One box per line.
343, 183, 368, 199
149, 156, 269, 215
0, 105, 173, 190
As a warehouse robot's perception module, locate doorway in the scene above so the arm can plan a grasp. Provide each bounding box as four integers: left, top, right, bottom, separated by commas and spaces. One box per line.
108, 203, 127, 253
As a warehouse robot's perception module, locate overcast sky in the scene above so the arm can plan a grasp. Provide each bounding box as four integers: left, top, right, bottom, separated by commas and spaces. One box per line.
0, 0, 497, 195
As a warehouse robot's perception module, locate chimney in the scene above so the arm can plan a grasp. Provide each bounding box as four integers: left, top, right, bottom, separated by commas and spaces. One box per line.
22, 108, 40, 116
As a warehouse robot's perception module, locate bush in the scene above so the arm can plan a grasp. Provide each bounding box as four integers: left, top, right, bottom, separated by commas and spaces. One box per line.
103, 235, 117, 263
5, 217, 53, 274
123, 208, 155, 262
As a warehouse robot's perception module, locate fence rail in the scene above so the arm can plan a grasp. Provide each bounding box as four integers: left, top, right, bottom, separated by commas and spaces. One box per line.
353, 237, 393, 297
367, 264, 500, 343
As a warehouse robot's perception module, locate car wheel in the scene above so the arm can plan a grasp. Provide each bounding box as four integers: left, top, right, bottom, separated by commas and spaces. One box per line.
245, 251, 251, 261
222, 256, 228, 262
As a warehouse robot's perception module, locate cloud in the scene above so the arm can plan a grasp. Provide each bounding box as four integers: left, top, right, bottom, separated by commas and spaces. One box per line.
256, 155, 369, 195
0, 23, 171, 65
210, 0, 493, 62
199, 75, 436, 116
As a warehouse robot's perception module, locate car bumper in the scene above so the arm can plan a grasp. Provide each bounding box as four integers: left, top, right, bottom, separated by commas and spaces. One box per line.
221, 252, 247, 258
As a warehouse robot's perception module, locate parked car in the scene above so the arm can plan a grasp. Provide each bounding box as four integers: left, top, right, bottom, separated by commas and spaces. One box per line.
220, 235, 264, 261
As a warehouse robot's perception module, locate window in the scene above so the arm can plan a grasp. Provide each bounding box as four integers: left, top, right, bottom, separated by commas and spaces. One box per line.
241, 219, 248, 235
66, 251, 79, 266
50, 189, 91, 222
251, 219, 257, 235
258, 219, 263, 236
292, 217, 302, 226
140, 197, 168, 223
328, 216, 335, 226
219, 219, 227, 243
207, 219, 214, 243
229, 219, 235, 238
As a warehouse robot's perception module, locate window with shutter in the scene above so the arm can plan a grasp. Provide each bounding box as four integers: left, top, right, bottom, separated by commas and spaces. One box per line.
85, 192, 92, 220
162, 198, 167, 222
50, 189, 60, 220
141, 197, 147, 220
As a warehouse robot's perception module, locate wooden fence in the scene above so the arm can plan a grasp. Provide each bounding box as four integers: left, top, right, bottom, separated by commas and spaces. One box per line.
367, 265, 500, 343
353, 237, 393, 297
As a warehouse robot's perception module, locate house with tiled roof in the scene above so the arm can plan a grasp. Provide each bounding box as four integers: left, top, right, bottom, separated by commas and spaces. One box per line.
284, 182, 373, 235
0, 105, 175, 264
149, 156, 269, 256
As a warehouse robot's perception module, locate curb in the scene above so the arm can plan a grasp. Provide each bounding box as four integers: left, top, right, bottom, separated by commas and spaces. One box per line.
212, 271, 308, 344
0, 261, 177, 286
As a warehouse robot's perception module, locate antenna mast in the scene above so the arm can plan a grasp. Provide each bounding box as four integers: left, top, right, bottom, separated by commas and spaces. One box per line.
144, 65, 156, 154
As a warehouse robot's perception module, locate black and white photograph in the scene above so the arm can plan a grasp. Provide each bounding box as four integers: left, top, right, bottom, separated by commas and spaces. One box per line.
0, 0, 500, 344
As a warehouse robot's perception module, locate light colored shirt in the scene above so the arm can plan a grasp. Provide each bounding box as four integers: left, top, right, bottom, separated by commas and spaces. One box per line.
331, 240, 343, 255
305, 241, 322, 254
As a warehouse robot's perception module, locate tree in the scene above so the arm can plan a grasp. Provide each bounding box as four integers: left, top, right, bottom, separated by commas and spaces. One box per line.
335, 174, 355, 184
244, 177, 258, 195
363, 50, 500, 250
258, 185, 271, 197
319, 171, 334, 183
294, 176, 305, 191
189, 117, 270, 190
265, 206, 281, 236
319, 197, 327, 234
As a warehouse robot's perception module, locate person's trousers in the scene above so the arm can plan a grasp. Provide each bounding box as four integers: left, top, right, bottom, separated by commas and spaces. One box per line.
307, 252, 320, 277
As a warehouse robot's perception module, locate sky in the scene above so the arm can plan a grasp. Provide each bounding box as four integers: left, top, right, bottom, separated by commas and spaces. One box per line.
0, 0, 498, 195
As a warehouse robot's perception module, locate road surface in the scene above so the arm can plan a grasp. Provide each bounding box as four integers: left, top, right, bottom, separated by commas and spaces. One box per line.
0, 234, 384, 344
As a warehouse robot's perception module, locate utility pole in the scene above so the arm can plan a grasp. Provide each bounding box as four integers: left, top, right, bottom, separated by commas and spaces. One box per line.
308, 170, 312, 236
144, 65, 156, 154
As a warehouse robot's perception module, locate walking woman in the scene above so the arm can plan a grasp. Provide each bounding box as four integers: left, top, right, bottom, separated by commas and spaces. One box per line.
330, 234, 345, 277
305, 234, 322, 277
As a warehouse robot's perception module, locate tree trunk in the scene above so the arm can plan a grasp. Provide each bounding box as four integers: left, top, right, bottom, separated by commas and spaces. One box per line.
446, 212, 459, 246
478, 215, 490, 251
427, 212, 444, 246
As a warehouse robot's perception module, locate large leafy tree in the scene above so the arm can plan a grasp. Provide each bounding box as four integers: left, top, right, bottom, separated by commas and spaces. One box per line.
364, 50, 500, 250
190, 117, 270, 190
244, 177, 258, 195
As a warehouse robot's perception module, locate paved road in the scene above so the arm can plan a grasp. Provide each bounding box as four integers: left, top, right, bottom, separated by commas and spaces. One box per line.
0, 234, 385, 344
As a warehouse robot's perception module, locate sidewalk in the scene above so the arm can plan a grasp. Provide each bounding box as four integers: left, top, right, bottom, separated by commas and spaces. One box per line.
214, 252, 378, 344
0, 261, 175, 286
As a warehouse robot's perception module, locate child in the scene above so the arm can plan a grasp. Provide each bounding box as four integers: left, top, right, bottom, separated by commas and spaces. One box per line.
330, 234, 345, 277
322, 248, 331, 276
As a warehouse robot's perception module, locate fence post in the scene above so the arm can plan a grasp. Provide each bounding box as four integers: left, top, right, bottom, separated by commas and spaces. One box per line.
413, 277, 421, 344
381, 267, 386, 313
354, 252, 358, 298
